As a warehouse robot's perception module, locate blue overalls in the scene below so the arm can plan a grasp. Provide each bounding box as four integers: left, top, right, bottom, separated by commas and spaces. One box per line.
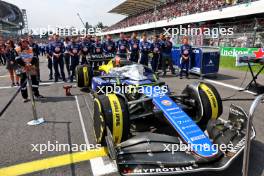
103, 40, 116, 55
80, 40, 92, 65
116, 39, 129, 59
69, 42, 80, 82
129, 39, 140, 62
51, 41, 65, 82
180, 44, 192, 77
151, 41, 161, 72
139, 40, 151, 66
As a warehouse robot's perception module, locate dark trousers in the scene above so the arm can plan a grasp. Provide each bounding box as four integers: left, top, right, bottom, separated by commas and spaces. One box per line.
53, 55, 65, 81
36, 57, 40, 81
20, 73, 39, 99
70, 56, 79, 82
81, 55, 88, 65
47, 58, 53, 79
151, 53, 160, 72
0, 54, 6, 65
64, 53, 71, 77
180, 58, 189, 77
140, 54, 149, 66
130, 52, 139, 63
162, 54, 175, 74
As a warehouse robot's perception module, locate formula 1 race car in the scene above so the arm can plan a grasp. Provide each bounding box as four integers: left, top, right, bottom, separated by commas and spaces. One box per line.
77, 56, 255, 175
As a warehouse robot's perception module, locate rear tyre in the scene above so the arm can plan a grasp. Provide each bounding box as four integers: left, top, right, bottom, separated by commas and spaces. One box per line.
76, 65, 90, 88
93, 94, 130, 146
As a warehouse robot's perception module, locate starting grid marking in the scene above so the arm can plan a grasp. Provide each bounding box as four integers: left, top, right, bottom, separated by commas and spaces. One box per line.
0, 81, 64, 90
75, 95, 118, 176
0, 95, 115, 176
0, 147, 108, 176
204, 79, 257, 95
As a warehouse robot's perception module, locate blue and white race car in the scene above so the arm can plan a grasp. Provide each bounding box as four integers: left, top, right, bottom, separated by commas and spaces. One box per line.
77, 56, 255, 175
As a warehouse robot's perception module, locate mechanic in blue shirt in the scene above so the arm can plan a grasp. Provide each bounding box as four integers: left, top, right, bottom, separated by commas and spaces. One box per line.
151, 35, 162, 72
103, 34, 116, 55
116, 32, 129, 60
80, 35, 93, 65
180, 36, 192, 79
161, 35, 175, 76
139, 33, 151, 66
91, 36, 103, 55
45, 37, 54, 80
129, 32, 140, 62
50, 34, 66, 82
91, 36, 104, 67
68, 37, 81, 82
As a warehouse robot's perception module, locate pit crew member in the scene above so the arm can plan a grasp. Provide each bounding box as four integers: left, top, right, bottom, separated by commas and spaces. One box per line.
103, 34, 116, 55
129, 32, 140, 62
161, 35, 175, 76
116, 32, 129, 60
69, 37, 81, 82
151, 35, 162, 72
50, 34, 66, 82
80, 35, 93, 65
15, 39, 44, 102
139, 33, 151, 66
180, 36, 192, 79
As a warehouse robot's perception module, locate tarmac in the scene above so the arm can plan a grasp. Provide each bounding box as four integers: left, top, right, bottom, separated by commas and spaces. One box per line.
0, 56, 263, 176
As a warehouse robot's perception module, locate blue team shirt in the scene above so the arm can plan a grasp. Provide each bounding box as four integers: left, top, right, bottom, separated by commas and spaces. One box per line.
151, 41, 162, 54
80, 41, 92, 55
91, 42, 103, 54
116, 39, 129, 54
51, 41, 65, 55
180, 44, 192, 57
129, 39, 140, 53
103, 40, 116, 54
161, 40, 173, 55
139, 40, 151, 55
69, 43, 81, 56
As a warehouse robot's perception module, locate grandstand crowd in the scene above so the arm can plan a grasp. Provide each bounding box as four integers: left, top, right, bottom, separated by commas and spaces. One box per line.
107, 0, 257, 31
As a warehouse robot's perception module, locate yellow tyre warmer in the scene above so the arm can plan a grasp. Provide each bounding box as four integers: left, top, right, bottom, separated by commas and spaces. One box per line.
76, 65, 90, 88
198, 82, 223, 130
93, 94, 129, 146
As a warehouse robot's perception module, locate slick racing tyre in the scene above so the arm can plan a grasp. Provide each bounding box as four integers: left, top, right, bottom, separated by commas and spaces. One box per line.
76, 65, 90, 88
184, 82, 223, 131
93, 94, 130, 146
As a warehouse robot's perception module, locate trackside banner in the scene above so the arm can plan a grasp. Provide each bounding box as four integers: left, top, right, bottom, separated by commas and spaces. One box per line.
220, 47, 259, 58
220, 47, 264, 66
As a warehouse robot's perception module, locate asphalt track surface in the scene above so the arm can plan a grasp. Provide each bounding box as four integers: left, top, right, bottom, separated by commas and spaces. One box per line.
0, 56, 263, 176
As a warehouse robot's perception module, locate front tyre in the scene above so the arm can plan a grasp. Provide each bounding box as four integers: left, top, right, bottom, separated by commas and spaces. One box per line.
93, 94, 130, 146
183, 82, 223, 131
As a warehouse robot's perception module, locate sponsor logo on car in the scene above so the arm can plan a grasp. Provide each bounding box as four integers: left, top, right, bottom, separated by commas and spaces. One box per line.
161, 100, 173, 106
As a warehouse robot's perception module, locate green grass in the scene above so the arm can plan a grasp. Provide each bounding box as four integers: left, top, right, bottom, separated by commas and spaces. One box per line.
220, 56, 264, 74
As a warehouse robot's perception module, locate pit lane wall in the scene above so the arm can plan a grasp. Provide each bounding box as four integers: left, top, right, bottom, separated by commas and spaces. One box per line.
101, 0, 264, 35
